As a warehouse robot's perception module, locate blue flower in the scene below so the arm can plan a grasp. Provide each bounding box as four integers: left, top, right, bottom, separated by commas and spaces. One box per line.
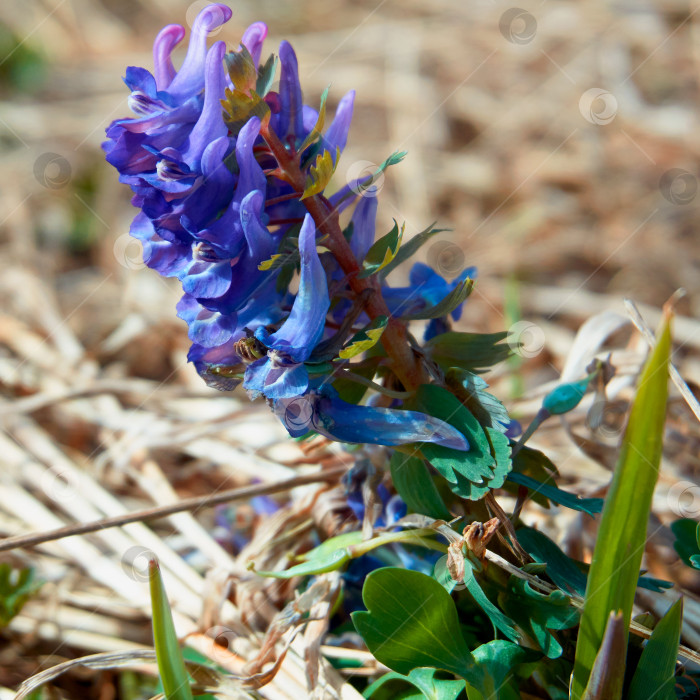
274, 386, 470, 450
244, 214, 329, 399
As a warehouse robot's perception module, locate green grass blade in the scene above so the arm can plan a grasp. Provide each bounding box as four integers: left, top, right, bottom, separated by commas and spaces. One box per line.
149, 559, 194, 700
628, 598, 683, 700
571, 314, 672, 699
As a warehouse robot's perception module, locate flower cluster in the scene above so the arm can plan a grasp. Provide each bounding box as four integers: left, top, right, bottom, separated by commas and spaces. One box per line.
104, 4, 476, 450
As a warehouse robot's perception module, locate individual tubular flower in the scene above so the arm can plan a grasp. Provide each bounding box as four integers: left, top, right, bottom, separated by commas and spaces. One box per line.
244, 214, 330, 399
381, 261, 477, 320
274, 386, 470, 450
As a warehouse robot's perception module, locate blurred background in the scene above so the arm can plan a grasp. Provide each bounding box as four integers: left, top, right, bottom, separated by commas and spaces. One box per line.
0, 0, 699, 695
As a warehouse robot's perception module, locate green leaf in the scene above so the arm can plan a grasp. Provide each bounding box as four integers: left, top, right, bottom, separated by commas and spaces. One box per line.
671, 519, 700, 569
352, 568, 480, 685
337, 315, 388, 359
517, 527, 589, 596
503, 445, 559, 509
301, 147, 340, 199
445, 369, 510, 435
149, 560, 194, 700
0, 564, 41, 627
408, 385, 496, 493
359, 220, 404, 278
335, 151, 407, 208
424, 332, 511, 373
224, 46, 257, 93
581, 612, 626, 700
254, 529, 443, 578
571, 315, 672, 698
378, 223, 449, 279
256, 53, 278, 96
390, 452, 452, 520
400, 279, 474, 321
628, 598, 682, 700
498, 577, 579, 659
364, 668, 465, 700
466, 641, 535, 700
460, 561, 521, 643
298, 86, 329, 155
506, 472, 603, 516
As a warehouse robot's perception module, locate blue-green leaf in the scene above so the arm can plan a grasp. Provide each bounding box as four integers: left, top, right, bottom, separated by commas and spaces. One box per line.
359, 220, 404, 278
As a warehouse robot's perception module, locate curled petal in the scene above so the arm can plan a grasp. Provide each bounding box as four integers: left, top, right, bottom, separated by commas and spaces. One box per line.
234, 116, 266, 202
168, 3, 232, 100
153, 24, 185, 90
180, 258, 232, 299
241, 21, 268, 66
244, 355, 310, 400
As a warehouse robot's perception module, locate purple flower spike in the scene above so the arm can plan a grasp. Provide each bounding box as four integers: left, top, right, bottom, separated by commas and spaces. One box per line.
349, 194, 377, 263
167, 3, 233, 100
153, 24, 185, 90
241, 21, 268, 66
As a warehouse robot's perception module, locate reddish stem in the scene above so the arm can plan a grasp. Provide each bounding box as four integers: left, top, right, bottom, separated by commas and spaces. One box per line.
260, 121, 426, 390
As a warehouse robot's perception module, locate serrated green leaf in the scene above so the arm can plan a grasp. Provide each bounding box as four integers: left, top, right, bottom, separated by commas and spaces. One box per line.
408, 385, 495, 492
298, 87, 329, 155
352, 568, 481, 685
445, 369, 510, 434
571, 315, 672, 698
337, 315, 388, 360
378, 223, 449, 279
400, 279, 474, 321
149, 560, 194, 700
301, 147, 340, 199
364, 667, 466, 700
506, 472, 603, 516
390, 452, 452, 520
628, 598, 682, 700
424, 332, 511, 373
359, 220, 404, 278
